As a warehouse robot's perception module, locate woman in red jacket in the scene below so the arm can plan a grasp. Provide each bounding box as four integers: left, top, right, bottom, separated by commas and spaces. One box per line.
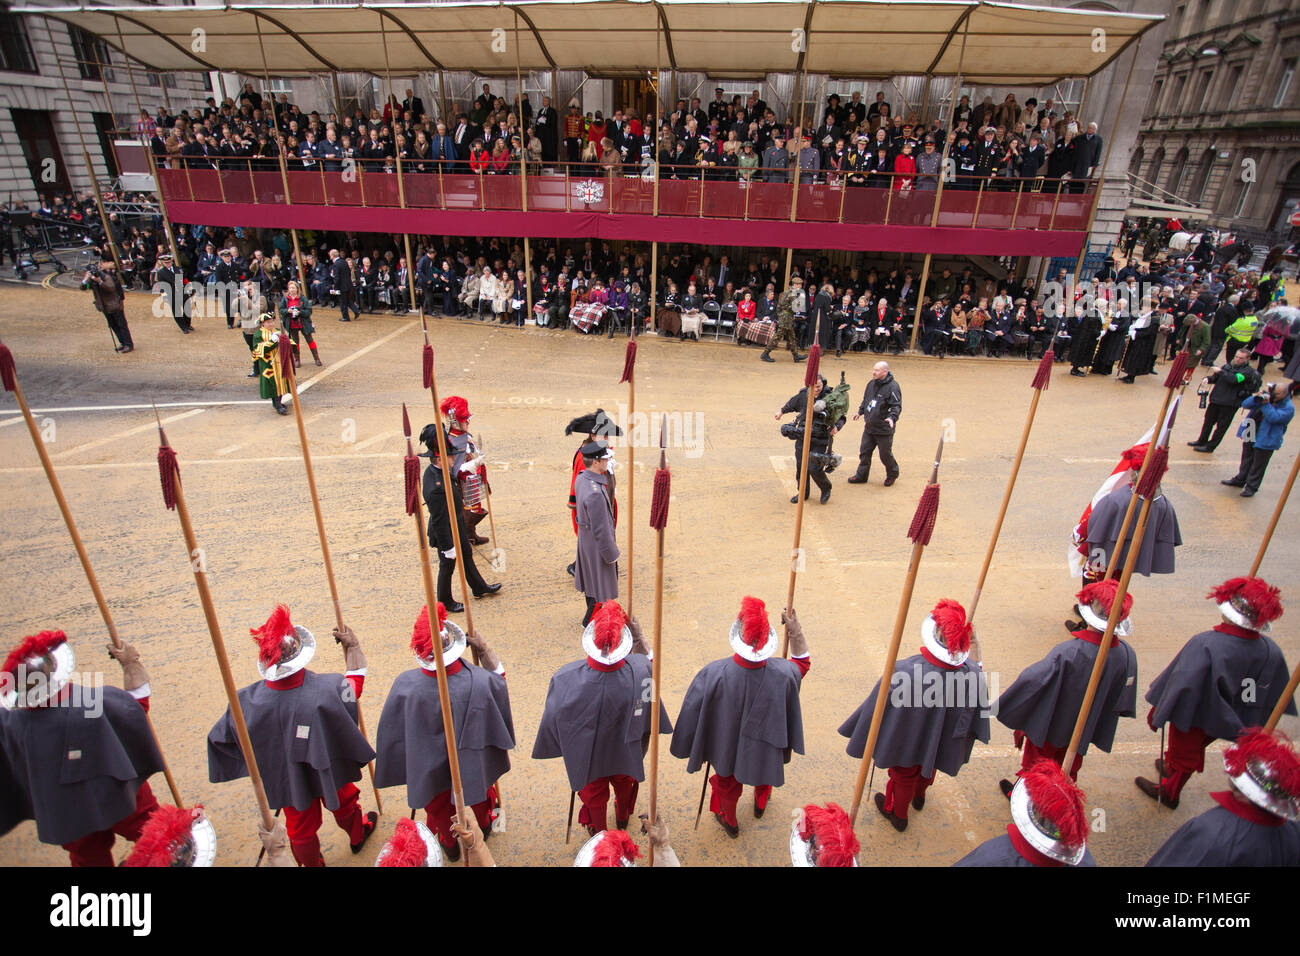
893, 140, 917, 191
468, 139, 490, 174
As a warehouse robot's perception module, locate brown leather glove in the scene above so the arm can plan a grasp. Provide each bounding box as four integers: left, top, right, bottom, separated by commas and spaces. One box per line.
781, 608, 808, 659
259, 818, 295, 868
628, 617, 650, 657
466, 629, 501, 673
333, 625, 367, 672
451, 813, 495, 867
108, 642, 150, 693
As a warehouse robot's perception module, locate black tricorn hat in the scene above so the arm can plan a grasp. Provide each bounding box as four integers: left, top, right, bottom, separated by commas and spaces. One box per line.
417, 423, 449, 457
565, 408, 623, 437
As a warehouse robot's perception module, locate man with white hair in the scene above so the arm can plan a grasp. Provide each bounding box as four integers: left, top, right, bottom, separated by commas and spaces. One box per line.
847, 361, 902, 487
1073, 122, 1103, 193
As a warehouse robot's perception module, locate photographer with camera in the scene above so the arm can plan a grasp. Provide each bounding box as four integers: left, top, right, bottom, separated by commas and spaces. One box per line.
775, 372, 849, 505
1223, 382, 1294, 498
1189, 349, 1262, 454
84, 259, 133, 354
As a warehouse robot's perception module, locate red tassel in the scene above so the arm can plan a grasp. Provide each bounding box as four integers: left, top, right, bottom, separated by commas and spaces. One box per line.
404, 454, 421, 516
422, 343, 434, 390
649, 467, 671, 529
1031, 350, 1054, 391
1163, 350, 1189, 389
803, 344, 822, 388
1135, 445, 1168, 499
0, 343, 16, 393
277, 334, 294, 384
619, 339, 637, 384
158, 445, 180, 511
906, 482, 940, 546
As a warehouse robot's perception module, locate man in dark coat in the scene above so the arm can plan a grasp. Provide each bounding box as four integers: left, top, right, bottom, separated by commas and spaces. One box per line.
375, 602, 513, 861
1204, 293, 1240, 366
574, 439, 619, 627
996, 580, 1137, 793
776, 374, 845, 505
0, 630, 163, 866
207, 604, 378, 866
535, 95, 558, 162
1083, 461, 1181, 578
214, 247, 241, 329
953, 760, 1096, 867
421, 424, 500, 613
329, 248, 359, 322
1147, 727, 1300, 866
532, 601, 670, 835
1118, 310, 1159, 383
1189, 349, 1261, 452
847, 360, 902, 486
1090, 307, 1130, 375
1137, 577, 1295, 809
1068, 304, 1103, 376
671, 598, 810, 838
809, 281, 835, 351
564, 410, 622, 577
840, 599, 989, 832
150, 251, 193, 333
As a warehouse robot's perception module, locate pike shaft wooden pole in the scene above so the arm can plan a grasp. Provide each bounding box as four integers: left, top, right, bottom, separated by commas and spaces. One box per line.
1104, 385, 1175, 578
627, 366, 635, 617
1265, 661, 1300, 731
1249, 449, 1299, 578
783, 343, 819, 658
647, 513, 666, 865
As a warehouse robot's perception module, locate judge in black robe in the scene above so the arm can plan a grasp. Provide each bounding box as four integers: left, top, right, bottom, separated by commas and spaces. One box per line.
1068, 309, 1103, 374
1118, 311, 1159, 382
1091, 311, 1131, 375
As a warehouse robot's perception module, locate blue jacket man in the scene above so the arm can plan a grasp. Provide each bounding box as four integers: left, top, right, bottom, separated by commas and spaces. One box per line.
1225, 385, 1294, 497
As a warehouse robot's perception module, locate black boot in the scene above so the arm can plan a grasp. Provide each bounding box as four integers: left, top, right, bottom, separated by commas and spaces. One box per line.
760, 348, 775, 363
273, 398, 288, 416
792, 350, 807, 362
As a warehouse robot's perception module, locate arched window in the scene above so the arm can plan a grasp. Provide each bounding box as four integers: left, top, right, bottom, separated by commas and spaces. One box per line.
1144, 146, 1165, 197
1167, 146, 1190, 195
1191, 148, 1216, 204
1129, 146, 1145, 178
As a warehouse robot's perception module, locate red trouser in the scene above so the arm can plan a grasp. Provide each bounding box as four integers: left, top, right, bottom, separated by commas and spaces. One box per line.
62, 781, 159, 867
1160, 724, 1214, 802
708, 773, 773, 828
283, 783, 366, 867
578, 775, 638, 831
1015, 731, 1084, 780
424, 785, 498, 848
883, 765, 934, 820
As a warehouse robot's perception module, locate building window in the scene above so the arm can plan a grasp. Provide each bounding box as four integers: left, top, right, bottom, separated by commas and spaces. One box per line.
1276, 60, 1296, 110
1194, 69, 1214, 114
0, 4, 37, 73
1145, 79, 1164, 118
1219, 65, 1243, 112
1234, 180, 1251, 219
68, 25, 111, 81
1167, 73, 1187, 114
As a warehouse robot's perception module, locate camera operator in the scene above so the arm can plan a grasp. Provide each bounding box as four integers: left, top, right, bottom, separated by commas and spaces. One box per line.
84, 259, 133, 353
1223, 382, 1294, 498
1189, 349, 1261, 454
775, 373, 846, 505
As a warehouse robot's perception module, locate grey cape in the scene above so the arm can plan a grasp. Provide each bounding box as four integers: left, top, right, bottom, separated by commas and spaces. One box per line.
0, 686, 164, 845
997, 633, 1137, 754
574, 468, 619, 602
208, 670, 376, 812
375, 663, 514, 807
1146, 804, 1300, 866
670, 656, 806, 786
1085, 483, 1181, 575
532, 654, 671, 792
1146, 628, 1295, 738
953, 831, 1097, 867
839, 653, 990, 778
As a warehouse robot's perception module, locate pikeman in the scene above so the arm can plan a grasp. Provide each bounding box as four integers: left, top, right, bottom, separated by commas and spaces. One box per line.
789, 803, 860, 867
121, 805, 222, 868
251, 312, 291, 416
0, 631, 164, 866
573, 821, 680, 867
574, 439, 620, 627
373, 816, 494, 867
953, 760, 1096, 867
375, 603, 513, 863
440, 396, 491, 546
838, 599, 989, 833
206, 604, 379, 866
1080, 453, 1181, 583
995, 580, 1138, 793
1147, 727, 1300, 866
564, 409, 622, 577
670, 598, 811, 839
1137, 577, 1295, 809
532, 601, 670, 836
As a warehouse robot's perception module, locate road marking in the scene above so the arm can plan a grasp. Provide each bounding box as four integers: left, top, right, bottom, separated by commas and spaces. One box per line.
0, 417, 25, 429
5, 400, 266, 414
294, 320, 418, 395
49, 408, 207, 461
351, 430, 397, 452
216, 443, 244, 456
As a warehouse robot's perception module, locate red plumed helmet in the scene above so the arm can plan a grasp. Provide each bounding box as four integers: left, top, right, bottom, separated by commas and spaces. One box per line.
440, 395, 470, 425
122, 805, 202, 867
591, 601, 626, 654
1076, 579, 1133, 621
798, 803, 860, 867
588, 829, 642, 867
1209, 577, 1283, 628
1224, 728, 1300, 796
410, 603, 450, 659
739, 596, 769, 650
250, 604, 294, 667
1020, 760, 1088, 851
377, 818, 430, 868
930, 599, 972, 655
2, 630, 67, 678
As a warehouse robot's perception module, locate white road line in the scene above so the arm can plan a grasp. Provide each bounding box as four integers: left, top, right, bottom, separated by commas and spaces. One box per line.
0, 417, 25, 429
4, 400, 265, 413
216, 443, 244, 456
351, 431, 397, 452
49, 408, 208, 461
294, 320, 418, 395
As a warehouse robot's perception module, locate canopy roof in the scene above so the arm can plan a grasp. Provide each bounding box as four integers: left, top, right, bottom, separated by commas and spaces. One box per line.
20, 0, 1162, 85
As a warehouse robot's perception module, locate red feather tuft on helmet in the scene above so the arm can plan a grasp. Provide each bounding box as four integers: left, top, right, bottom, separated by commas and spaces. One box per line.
377, 817, 431, 867
1208, 577, 1283, 627
798, 803, 860, 867
250, 605, 294, 668
1019, 760, 1088, 851
1224, 728, 1300, 796
1076, 579, 1133, 622
1, 630, 67, 679
738, 596, 770, 650
411, 603, 450, 660
440, 395, 470, 425
930, 599, 972, 655
122, 805, 202, 867
591, 601, 626, 654
588, 829, 642, 867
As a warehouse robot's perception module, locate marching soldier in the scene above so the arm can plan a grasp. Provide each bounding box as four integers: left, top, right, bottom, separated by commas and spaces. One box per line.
953, 760, 1096, 867
532, 601, 671, 836
441, 395, 491, 546
789, 803, 860, 866
564, 409, 622, 577
670, 598, 811, 838
763, 274, 807, 363
574, 439, 619, 627
207, 605, 378, 866
121, 805, 221, 867
839, 599, 989, 833
1082, 457, 1181, 581
375, 603, 513, 862
421, 423, 502, 613
1137, 577, 1294, 808
150, 251, 193, 334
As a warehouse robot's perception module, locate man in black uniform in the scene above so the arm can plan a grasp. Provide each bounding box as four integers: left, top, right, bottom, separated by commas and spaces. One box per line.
151, 251, 193, 333
775, 374, 845, 505
420, 423, 502, 613
214, 248, 241, 329
329, 248, 359, 322
847, 361, 902, 486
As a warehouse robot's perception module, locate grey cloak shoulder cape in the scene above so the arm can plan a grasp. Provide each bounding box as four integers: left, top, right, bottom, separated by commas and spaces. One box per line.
0, 686, 164, 845
669, 656, 806, 786
1146, 805, 1300, 866
1085, 484, 1181, 576
839, 653, 990, 778
953, 831, 1097, 867
573, 468, 620, 602
208, 670, 376, 812
375, 663, 514, 808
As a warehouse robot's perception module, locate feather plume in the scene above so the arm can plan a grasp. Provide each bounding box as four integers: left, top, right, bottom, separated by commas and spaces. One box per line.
122, 805, 202, 867
1208, 577, 1283, 627
798, 803, 859, 867
738, 596, 769, 650
588, 829, 642, 867
250, 604, 293, 668
590, 601, 626, 654
1019, 760, 1088, 851
2, 630, 67, 678
377, 818, 430, 868
1075, 578, 1133, 622
930, 599, 972, 655
1225, 728, 1300, 796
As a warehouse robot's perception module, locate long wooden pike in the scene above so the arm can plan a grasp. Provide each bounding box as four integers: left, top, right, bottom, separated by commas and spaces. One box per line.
783, 315, 822, 658
401, 403, 471, 864
620, 329, 638, 617
277, 337, 381, 812
154, 409, 273, 831
849, 434, 945, 824
968, 350, 1055, 624
646, 417, 670, 865
0, 344, 183, 806
1249, 446, 1299, 578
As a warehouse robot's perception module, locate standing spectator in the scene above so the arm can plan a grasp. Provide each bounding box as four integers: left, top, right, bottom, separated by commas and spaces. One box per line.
761, 131, 789, 183
1224, 383, 1295, 497
847, 361, 901, 486
1190, 350, 1262, 453
1072, 122, 1103, 193
85, 260, 132, 353
329, 248, 358, 322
